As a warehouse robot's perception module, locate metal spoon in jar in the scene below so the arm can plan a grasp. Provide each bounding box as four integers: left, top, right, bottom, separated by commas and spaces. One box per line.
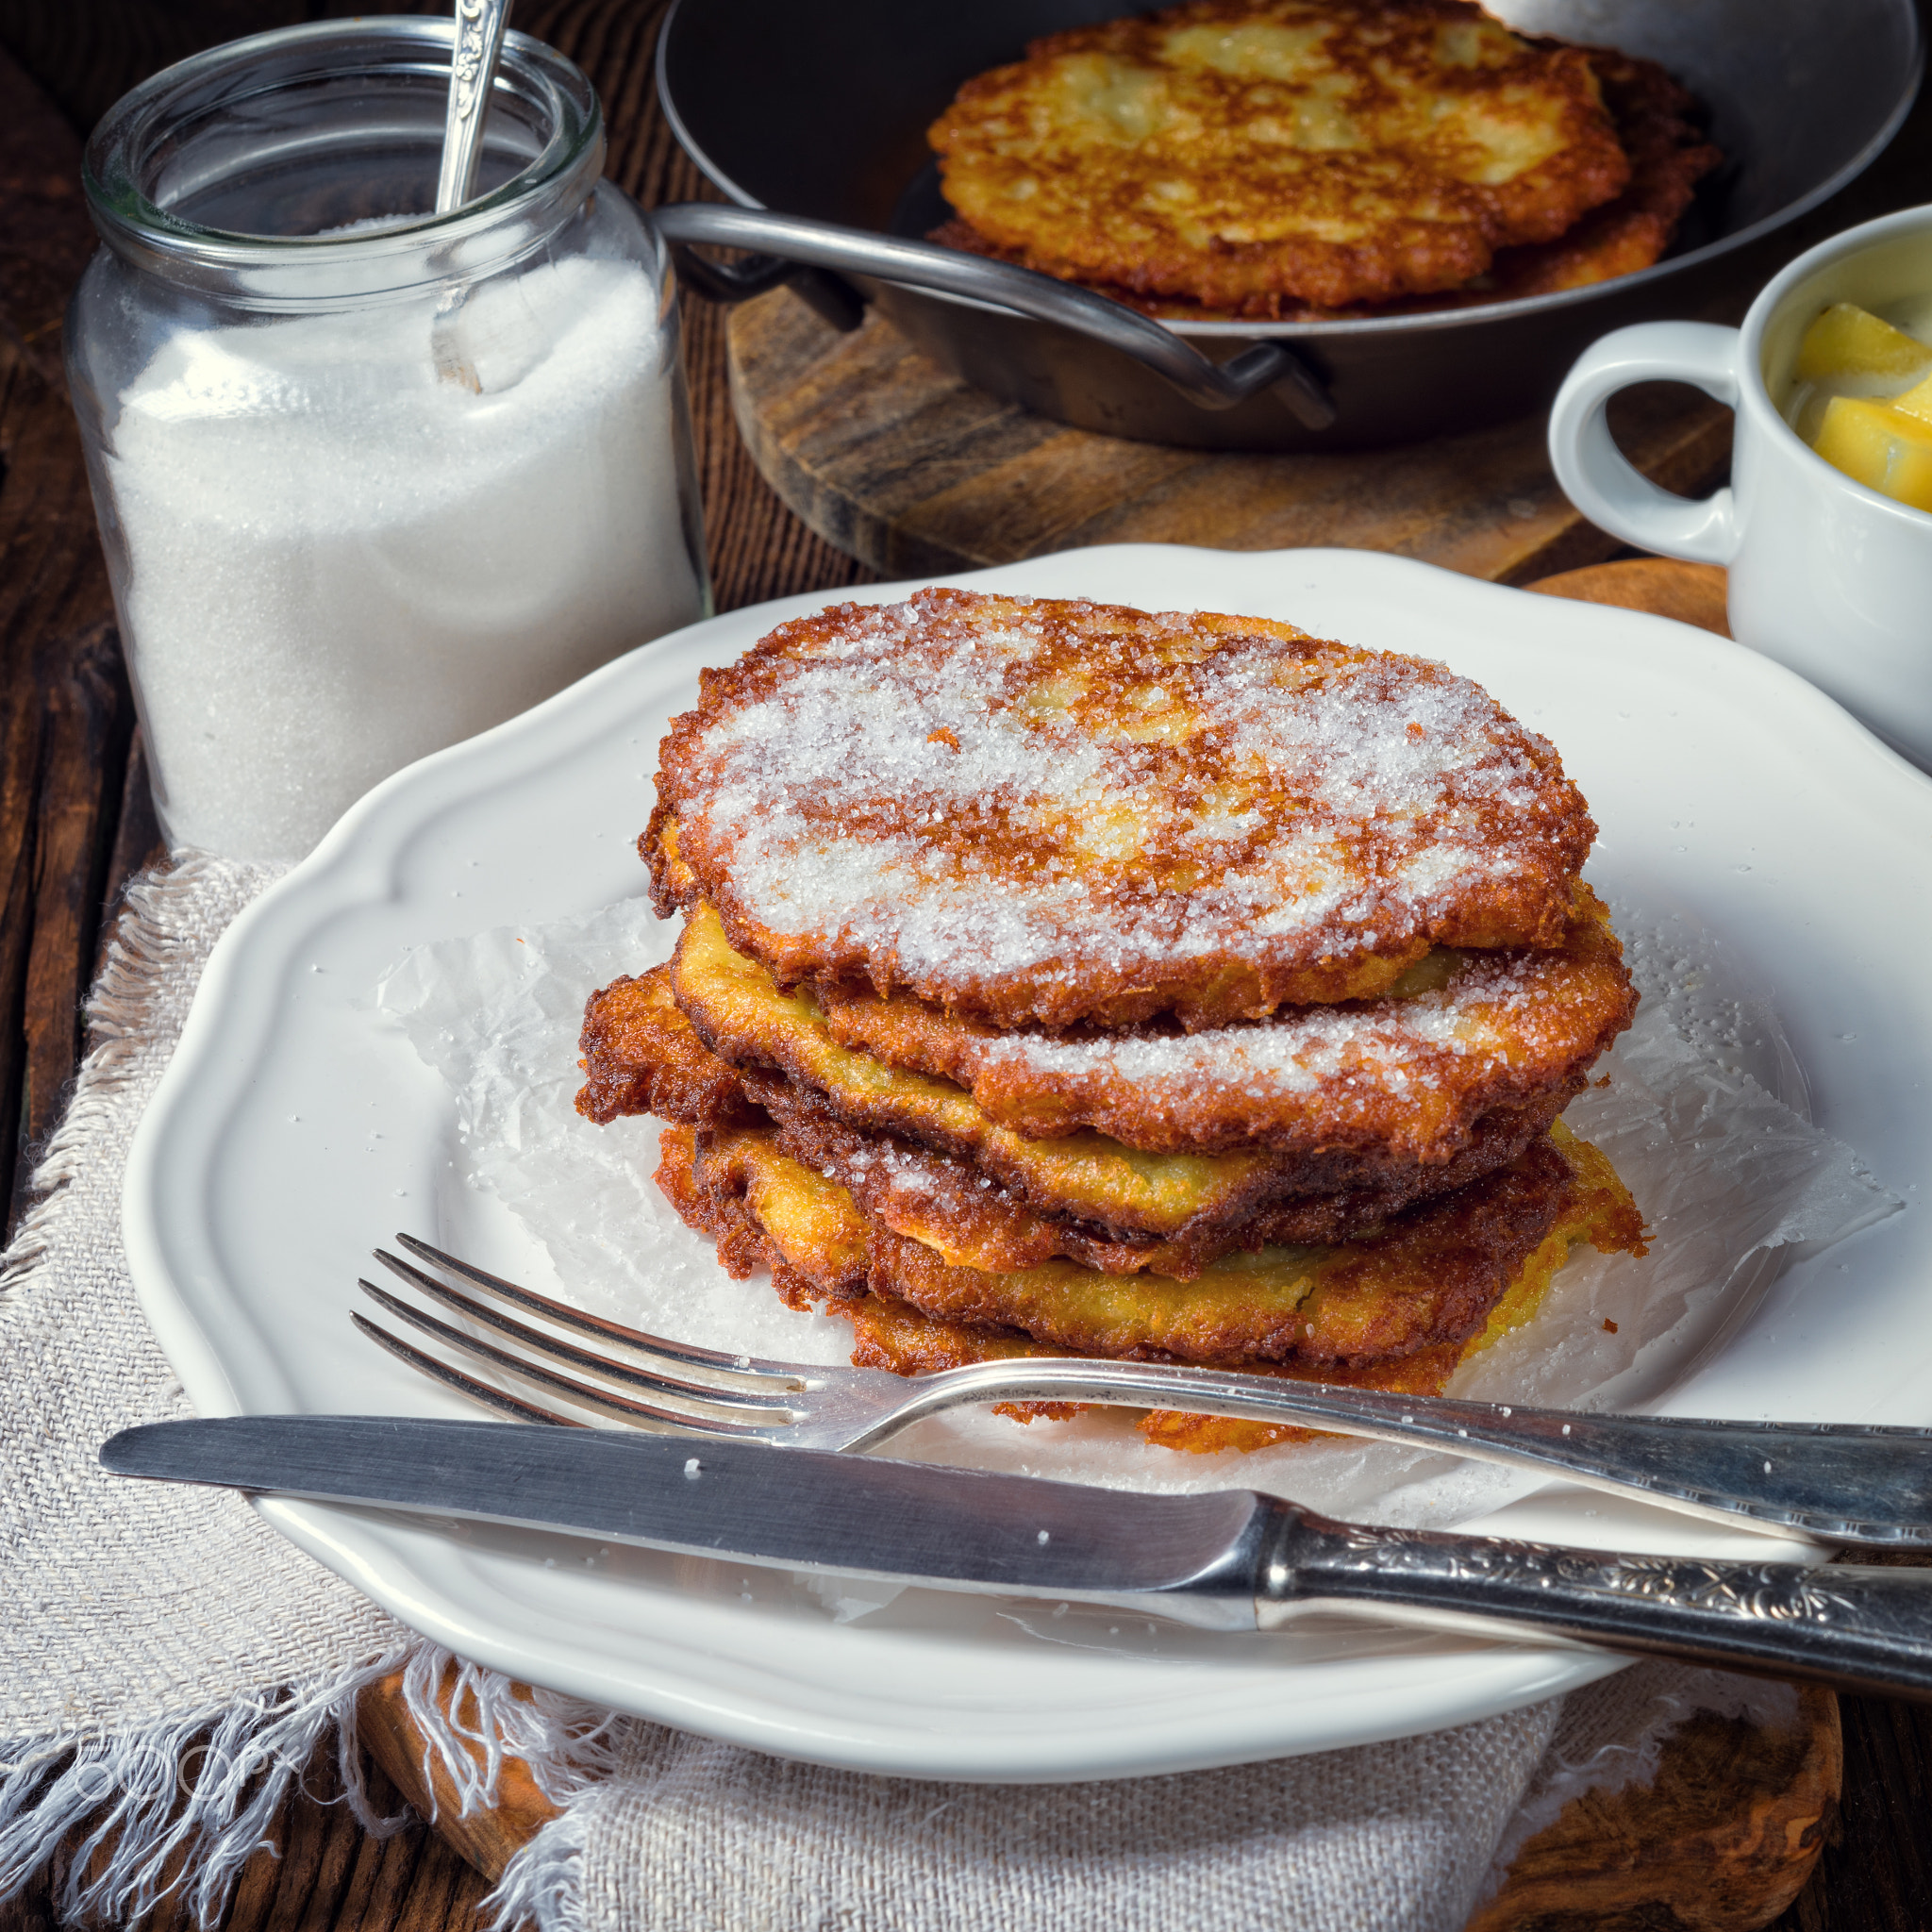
436, 0, 514, 213
431, 0, 513, 387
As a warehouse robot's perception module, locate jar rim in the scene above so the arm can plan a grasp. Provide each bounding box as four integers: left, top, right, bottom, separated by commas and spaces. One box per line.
82, 17, 606, 300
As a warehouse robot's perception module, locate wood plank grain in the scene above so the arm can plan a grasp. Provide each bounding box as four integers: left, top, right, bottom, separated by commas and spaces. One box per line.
14, 618, 134, 1229
357, 1667, 562, 1886
724, 288, 1733, 582
1787, 1689, 1932, 1932
1528, 558, 1733, 637
95, 726, 164, 978
1470, 1691, 1840, 1932
0, 47, 121, 1232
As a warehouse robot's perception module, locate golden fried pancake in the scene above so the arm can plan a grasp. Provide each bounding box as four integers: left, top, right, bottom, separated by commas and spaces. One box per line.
657, 1122, 862, 1308
655, 1119, 1643, 1453
647, 590, 1596, 1031
876, 1131, 1642, 1454
841, 1287, 1474, 1452
666, 1117, 1642, 1368
846, 1282, 1522, 1453
662, 929, 1579, 1238
581, 959, 1566, 1251
834, 1128, 1625, 1364
575, 964, 761, 1128
1468, 45, 1719, 302
844, 1255, 1605, 1452
932, 41, 1718, 320
927, 0, 1629, 311
659, 1130, 1456, 1453
669, 899, 1619, 1189
767, 1100, 1519, 1279
813, 885, 1635, 1149
846, 1281, 1474, 1438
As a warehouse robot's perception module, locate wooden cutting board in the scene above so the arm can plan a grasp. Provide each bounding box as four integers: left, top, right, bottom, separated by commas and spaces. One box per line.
354, 558, 1835, 1932
723, 288, 1734, 584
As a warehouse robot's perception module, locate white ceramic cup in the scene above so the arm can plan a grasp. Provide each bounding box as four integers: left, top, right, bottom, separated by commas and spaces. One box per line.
1548, 204, 1932, 770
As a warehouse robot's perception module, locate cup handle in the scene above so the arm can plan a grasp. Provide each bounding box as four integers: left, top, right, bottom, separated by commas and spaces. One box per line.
1547, 322, 1743, 567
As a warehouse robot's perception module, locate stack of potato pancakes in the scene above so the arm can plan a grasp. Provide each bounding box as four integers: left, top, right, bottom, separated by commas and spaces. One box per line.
577, 589, 1646, 1452
925, 0, 1721, 320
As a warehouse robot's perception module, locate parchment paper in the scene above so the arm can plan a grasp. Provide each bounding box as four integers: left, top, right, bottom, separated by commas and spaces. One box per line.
376, 890, 1899, 1531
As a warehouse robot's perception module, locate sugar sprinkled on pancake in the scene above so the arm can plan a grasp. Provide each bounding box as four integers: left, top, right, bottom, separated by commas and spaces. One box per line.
578, 959, 1583, 1258
665, 895, 1630, 1168
812, 886, 1635, 1148
647, 589, 1595, 1031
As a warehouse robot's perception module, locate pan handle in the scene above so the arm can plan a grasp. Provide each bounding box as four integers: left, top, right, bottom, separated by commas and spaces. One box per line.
651, 202, 1336, 429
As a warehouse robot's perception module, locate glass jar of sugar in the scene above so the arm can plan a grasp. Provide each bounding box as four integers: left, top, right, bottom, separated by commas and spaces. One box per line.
67, 19, 710, 863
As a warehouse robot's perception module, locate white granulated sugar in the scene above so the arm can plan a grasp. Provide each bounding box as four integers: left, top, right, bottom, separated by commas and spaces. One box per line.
675, 598, 1583, 993
970, 951, 1537, 1115
1396, 844, 1486, 893
109, 254, 704, 860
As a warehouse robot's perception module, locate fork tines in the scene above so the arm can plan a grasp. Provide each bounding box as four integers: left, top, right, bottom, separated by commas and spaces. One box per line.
358, 1238, 808, 1437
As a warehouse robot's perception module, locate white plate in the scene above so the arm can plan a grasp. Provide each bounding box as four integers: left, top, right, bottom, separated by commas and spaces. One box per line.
124, 546, 1932, 1780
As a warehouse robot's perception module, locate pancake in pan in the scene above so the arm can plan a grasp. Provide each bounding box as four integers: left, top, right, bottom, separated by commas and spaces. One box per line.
646, 589, 1597, 1032
926, 0, 1631, 310
930, 37, 1720, 320
1448, 43, 1721, 303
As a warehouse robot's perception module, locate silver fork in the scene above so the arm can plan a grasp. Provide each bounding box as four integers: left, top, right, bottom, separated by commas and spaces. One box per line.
355, 1234, 1932, 1548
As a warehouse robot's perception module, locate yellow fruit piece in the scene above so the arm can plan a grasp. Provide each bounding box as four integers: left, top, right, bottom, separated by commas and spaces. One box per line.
1890, 369, 1932, 425
1810, 395, 1932, 510
1794, 302, 1932, 384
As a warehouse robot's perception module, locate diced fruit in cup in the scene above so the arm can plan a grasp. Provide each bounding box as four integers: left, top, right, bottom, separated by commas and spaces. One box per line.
1811, 394, 1932, 511
1794, 302, 1932, 385
1787, 304, 1932, 509
1890, 369, 1932, 425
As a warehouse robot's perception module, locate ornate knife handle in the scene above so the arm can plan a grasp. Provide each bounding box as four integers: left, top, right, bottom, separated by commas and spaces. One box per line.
1263, 1508, 1932, 1697
649, 202, 1336, 428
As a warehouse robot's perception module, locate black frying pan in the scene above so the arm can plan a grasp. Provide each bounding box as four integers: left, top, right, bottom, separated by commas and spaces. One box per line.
652, 0, 1923, 450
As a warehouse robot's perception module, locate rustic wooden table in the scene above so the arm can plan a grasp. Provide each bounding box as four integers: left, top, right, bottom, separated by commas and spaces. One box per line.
1, 3, 1928, 1926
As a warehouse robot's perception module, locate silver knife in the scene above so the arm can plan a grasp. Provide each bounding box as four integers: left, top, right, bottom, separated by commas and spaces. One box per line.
102, 1416, 1932, 1698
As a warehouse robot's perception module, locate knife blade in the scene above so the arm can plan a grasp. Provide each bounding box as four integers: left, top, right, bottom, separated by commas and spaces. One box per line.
102, 1416, 1932, 1697
104, 1415, 1270, 1620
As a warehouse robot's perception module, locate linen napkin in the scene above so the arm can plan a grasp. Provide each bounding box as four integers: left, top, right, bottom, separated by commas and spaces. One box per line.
0, 857, 1846, 1932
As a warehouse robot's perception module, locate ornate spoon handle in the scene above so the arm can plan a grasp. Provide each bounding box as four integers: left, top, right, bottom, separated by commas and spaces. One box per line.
1264, 1508, 1932, 1696
435, 0, 514, 213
